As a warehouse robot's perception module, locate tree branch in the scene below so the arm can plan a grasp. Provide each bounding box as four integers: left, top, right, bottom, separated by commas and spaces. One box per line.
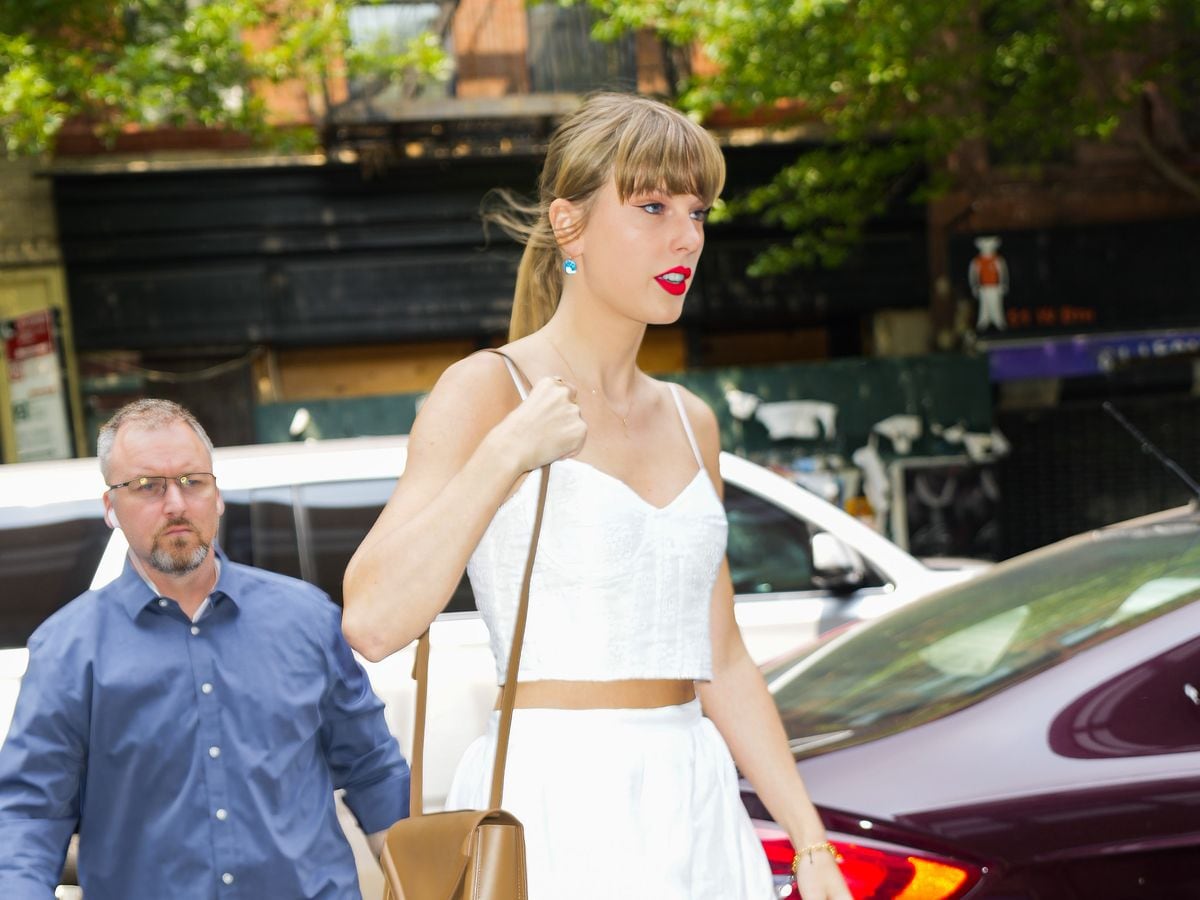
1130, 124, 1200, 202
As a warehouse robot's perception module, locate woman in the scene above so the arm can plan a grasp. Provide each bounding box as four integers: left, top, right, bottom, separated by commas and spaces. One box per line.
342, 93, 850, 900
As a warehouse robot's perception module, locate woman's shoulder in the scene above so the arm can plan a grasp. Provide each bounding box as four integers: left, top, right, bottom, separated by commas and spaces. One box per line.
649, 377, 720, 455
406, 351, 522, 454
428, 349, 523, 407
437, 339, 550, 393
651, 377, 716, 423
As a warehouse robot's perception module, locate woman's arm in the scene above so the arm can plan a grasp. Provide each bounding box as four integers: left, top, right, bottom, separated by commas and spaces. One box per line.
342, 352, 584, 661
682, 389, 852, 900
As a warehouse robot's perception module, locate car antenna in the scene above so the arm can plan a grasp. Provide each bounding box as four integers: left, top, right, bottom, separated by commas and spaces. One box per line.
1102, 401, 1200, 502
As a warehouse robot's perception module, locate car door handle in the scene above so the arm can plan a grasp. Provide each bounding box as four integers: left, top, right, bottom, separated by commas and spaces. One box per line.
1185, 683, 1200, 706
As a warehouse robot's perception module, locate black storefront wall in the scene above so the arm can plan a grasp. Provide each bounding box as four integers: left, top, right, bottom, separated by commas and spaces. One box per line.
949, 216, 1200, 338
947, 216, 1200, 556
54, 143, 928, 353
54, 159, 535, 349
998, 392, 1200, 557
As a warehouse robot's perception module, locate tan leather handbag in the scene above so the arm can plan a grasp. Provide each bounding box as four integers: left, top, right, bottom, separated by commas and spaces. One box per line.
381, 352, 549, 900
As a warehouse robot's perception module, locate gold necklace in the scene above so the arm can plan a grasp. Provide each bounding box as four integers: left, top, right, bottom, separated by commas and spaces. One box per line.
547, 336, 635, 433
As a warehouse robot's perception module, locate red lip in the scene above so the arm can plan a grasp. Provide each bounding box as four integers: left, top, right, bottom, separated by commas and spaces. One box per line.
654, 266, 693, 297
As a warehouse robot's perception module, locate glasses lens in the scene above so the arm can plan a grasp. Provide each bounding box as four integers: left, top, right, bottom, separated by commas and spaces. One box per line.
130, 476, 168, 498
118, 474, 216, 499
179, 474, 215, 492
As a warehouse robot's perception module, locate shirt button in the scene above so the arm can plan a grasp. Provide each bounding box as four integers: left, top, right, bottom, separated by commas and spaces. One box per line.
208, 745, 221, 759
158, 598, 168, 608
201, 683, 213, 694
215, 808, 228, 821
190, 626, 200, 636
222, 873, 234, 885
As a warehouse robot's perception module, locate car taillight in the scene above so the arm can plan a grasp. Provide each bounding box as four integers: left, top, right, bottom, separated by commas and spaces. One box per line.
754, 822, 982, 900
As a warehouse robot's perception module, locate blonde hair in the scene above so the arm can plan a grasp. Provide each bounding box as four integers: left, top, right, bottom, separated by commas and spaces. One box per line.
486, 93, 726, 341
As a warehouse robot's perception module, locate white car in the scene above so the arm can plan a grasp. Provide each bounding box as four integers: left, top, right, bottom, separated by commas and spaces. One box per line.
0, 436, 977, 892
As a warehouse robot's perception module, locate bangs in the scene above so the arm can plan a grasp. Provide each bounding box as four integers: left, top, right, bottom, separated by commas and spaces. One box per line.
611, 105, 725, 206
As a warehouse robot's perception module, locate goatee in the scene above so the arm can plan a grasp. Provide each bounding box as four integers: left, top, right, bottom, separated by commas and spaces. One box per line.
150, 536, 210, 575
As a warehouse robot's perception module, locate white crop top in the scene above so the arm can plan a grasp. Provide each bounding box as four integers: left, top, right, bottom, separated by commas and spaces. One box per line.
466, 357, 728, 683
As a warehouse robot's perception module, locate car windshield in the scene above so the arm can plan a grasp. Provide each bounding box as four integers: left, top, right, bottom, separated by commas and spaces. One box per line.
766, 512, 1200, 755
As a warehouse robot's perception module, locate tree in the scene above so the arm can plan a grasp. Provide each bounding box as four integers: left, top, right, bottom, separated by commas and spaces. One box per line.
585, 0, 1200, 273
0, 0, 453, 156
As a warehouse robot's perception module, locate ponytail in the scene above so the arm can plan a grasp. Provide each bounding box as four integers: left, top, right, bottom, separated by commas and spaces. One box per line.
510, 233, 563, 340
481, 188, 577, 341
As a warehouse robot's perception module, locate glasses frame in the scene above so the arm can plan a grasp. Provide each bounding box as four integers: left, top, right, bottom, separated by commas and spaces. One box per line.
105, 472, 218, 498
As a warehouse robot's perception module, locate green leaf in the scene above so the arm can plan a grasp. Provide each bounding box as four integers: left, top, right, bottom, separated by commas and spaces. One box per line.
0, 0, 450, 156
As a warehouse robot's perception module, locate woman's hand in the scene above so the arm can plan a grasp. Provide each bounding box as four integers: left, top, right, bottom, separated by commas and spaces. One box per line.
491, 375, 588, 472
793, 848, 853, 900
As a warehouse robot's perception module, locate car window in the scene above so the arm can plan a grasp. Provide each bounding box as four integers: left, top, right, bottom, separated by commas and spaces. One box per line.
0, 499, 110, 646
725, 483, 883, 596
219, 480, 476, 613
726, 483, 817, 594
300, 481, 392, 604
217, 474, 873, 614
1050, 632, 1200, 759
220, 488, 303, 582
767, 519, 1200, 754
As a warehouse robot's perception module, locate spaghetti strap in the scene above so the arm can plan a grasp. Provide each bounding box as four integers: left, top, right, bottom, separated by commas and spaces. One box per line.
484, 349, 529, 401
668, 383, 704, 468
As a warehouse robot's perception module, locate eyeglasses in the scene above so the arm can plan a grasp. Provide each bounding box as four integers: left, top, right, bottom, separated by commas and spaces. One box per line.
106, 473, 217, 500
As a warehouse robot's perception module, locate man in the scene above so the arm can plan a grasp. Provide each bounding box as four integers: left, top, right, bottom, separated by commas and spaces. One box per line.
0, 400, 409, 898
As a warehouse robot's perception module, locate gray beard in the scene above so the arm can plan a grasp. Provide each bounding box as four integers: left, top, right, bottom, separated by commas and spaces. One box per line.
150, 538, 210, 575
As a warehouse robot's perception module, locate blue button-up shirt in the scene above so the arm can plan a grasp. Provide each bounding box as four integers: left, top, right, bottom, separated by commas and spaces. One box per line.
0, 554, 409, 899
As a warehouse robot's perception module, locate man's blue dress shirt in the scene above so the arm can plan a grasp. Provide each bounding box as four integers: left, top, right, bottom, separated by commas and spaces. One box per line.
0, 554, 410, 899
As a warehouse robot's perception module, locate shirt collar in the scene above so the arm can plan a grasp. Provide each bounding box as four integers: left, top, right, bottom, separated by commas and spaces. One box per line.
113, 547, 241, 620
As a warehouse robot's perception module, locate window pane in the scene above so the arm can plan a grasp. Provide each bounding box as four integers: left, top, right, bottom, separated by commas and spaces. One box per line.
0, 500, 109, 646
527, 4, 636, 93
1051, 635, 1200, 758
300, 480, 390, 606
348, 2, 452, 99
217, 490, 252, 565
218, 487, 303, 582
299, 480, 476, 612
350, 3, 442, 47
725, 484, 816, 595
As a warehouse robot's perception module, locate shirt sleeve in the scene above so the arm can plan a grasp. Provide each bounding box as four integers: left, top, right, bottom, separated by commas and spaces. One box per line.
318, 608, 410, 835
0, 626, 88, 897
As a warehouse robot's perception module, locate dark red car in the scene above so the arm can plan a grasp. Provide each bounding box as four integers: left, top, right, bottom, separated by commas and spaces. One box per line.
747, 503, 1200, 899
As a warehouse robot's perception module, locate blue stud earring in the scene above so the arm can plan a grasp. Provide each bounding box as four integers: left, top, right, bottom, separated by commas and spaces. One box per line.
563, 258, 578, 276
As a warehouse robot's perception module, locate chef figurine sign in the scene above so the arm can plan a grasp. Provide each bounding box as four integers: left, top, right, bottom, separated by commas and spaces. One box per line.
968, 235, 1009, 332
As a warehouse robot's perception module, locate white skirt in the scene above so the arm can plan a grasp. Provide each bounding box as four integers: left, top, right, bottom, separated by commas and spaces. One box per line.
445, 699, 775, 900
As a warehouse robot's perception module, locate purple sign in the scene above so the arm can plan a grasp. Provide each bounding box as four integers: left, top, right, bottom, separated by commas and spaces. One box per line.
987, 331, 1200, 382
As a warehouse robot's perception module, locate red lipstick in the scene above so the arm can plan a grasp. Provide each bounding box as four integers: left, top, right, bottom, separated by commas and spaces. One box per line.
654, 266, 692, 296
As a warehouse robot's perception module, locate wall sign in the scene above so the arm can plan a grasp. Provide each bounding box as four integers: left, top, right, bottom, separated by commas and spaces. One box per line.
987, 329, 1200, 382
3, 309, 73, 461
951, 218, 1200, 339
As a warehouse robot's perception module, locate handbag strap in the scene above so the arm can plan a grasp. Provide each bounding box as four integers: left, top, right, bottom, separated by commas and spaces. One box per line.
409, 349, 551, 817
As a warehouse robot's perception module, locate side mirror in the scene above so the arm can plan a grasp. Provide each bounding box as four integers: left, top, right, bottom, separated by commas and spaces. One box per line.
811, 532, 866, 594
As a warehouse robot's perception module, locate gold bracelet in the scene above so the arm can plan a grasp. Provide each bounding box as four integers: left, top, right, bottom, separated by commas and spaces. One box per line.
791, 841, 842, 876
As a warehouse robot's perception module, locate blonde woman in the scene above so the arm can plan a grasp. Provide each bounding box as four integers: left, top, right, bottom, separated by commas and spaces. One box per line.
343, 93, 851, 900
